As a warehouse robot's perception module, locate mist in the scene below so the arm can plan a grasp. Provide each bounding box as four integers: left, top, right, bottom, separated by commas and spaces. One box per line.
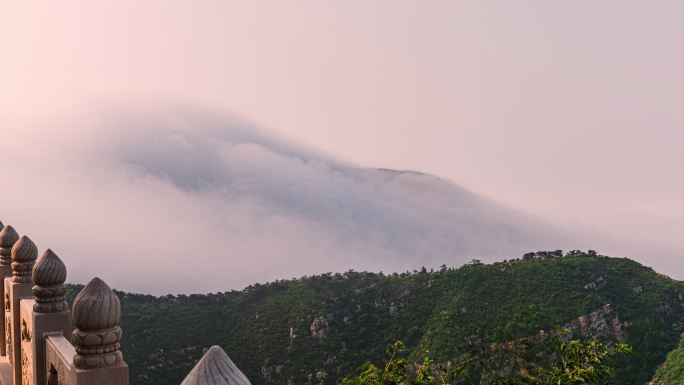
0, 106, 585, 294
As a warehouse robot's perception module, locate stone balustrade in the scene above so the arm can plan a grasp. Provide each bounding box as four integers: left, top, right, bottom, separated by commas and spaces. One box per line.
0, 222, 129, 385
0, 221, 250, 385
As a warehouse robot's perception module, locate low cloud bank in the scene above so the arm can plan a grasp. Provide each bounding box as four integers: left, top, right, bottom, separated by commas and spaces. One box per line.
0, 106, 579, 293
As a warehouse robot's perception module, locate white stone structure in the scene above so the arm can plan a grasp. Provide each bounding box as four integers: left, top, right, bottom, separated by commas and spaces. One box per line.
180, 346, 251, 385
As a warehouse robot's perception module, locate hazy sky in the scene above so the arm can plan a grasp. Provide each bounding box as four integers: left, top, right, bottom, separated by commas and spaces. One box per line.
1, 2, 682, 291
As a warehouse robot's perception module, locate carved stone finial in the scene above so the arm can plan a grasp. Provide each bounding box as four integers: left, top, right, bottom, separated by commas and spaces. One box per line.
72, 277, 124, 369
11, 235, 37, 283
32, 249, 68, 313
0, 225, 20, 266
180, 346, 252, 385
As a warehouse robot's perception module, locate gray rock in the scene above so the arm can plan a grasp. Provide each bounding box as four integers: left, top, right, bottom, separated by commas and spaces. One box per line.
310, 316, 330, 338
563, 303, 628, 342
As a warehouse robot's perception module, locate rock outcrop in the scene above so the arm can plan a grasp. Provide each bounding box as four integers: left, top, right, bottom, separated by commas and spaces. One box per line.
563, 304, 628, 342
310, 316, 331, 339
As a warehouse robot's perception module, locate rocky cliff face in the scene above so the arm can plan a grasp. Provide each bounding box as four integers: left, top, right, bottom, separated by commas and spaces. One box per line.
564, 303, 628, 342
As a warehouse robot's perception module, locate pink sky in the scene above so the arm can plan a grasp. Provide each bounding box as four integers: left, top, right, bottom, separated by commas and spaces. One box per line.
1, 2, 682, 289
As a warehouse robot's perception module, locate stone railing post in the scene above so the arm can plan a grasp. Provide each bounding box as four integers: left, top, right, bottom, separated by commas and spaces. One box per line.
20, 249, 71, 385
45, 277, 128, 385
0, 223, 19, 357
5, 235, 38, 385
72, 277, 125, 371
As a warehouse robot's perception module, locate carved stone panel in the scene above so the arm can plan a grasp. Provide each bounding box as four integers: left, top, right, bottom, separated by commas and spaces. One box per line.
21, 319, 31, 342
47, 365, 61, 385
4, 277, 11, 364
22, 347, 31, 385
45, 336, 73, 385
21, 306, 33, 385
46, 361, 67, 385
6, 313, 12, 365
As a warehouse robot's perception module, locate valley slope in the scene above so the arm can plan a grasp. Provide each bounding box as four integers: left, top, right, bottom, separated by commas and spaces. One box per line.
652, 333, 684, 384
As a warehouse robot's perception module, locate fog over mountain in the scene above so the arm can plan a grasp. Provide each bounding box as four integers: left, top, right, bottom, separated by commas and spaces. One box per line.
2, 106, 586, 293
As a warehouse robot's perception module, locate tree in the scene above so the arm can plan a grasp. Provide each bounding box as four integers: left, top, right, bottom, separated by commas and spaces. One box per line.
338, 334, 630, 385
543, 332, 631, 385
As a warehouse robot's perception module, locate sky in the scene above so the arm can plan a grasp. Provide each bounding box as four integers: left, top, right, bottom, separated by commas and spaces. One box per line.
0, 2, 682, 292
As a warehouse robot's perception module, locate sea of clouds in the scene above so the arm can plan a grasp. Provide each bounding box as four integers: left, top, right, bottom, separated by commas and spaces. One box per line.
0, 106, 579, 294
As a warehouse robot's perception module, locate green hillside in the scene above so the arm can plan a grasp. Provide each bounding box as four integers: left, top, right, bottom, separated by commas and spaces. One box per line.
69, 251, 684, 385
652, 333, 684, 384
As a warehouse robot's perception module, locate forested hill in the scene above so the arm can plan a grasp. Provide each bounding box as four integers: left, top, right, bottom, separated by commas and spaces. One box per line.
67, 251, 684, 385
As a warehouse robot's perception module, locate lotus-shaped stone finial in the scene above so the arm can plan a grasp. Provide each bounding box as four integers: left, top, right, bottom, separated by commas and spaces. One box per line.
33, 249, 67, 287
11, 235, 38, 283
73, 277, 120, 330
0, 225, 20, 266
32, 249, 68, 313
72, 277, 124, 369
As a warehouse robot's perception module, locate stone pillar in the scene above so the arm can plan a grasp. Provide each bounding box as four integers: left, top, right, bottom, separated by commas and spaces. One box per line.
9, 235, 38, 385
31, 249, 70, 385
72, 277, 128, 384
0, 224, 19, 356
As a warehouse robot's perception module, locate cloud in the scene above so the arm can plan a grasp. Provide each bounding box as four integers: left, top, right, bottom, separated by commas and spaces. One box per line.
0, 105, 578, 294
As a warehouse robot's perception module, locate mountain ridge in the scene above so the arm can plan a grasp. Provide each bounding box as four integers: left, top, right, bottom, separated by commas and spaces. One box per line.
65, 251, 684, 385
